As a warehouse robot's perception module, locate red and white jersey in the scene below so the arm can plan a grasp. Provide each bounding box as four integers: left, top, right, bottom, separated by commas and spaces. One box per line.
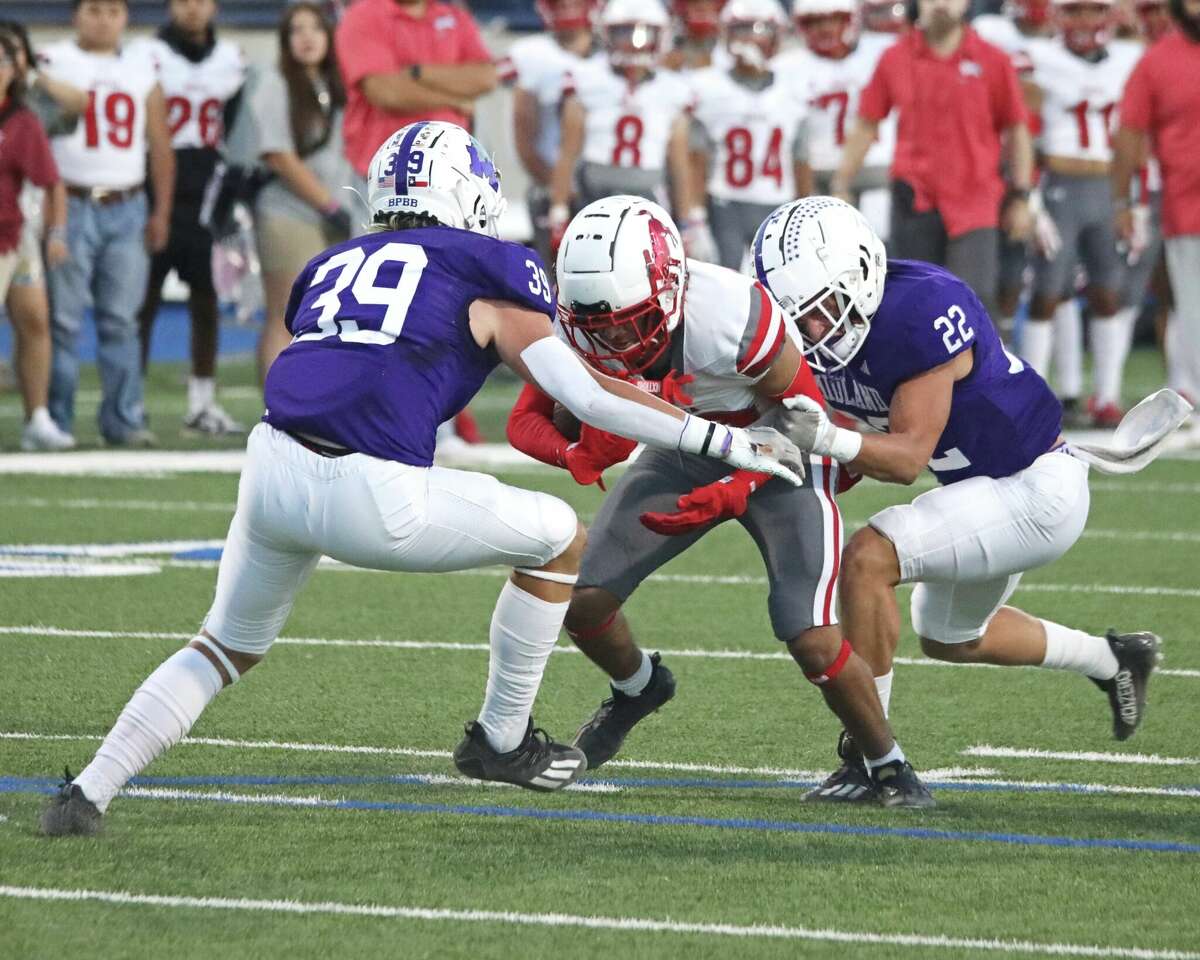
566, 60, 693, 172
137, 36, 245, 150
775, 35, 896, 174
972, 14, 1037, 73
689, 67, 809, 206
40, 40, 159, 189
670, 260, 798, 418
1028, 37, 1141, 163
500, 35, 600, 169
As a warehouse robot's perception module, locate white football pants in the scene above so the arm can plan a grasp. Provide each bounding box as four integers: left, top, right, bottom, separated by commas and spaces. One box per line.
204, 424, 577, 655
870, 448, 1091, 644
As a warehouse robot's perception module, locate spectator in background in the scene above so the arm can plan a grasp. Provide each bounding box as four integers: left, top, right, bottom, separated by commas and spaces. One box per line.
137, 0, 247, 436
41, 0, 175, 448
833, 0, 1034, 320
0, 23, 79, 451
1112, 0, 1200, 409
252, 1, 354, 382
334, 0, 497, 178
0, 32, 73, 450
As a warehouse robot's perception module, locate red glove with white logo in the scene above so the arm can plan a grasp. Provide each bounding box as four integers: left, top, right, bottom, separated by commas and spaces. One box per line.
564, 423, 639, 489
640, 469, 771, 536
634, 371, 695, 407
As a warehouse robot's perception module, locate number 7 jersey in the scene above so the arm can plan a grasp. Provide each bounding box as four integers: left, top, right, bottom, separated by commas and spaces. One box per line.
809, 260, 1062, 484
264, 228, 556, 466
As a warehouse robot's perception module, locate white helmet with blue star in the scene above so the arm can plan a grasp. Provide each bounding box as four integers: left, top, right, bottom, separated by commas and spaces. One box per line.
367, 121, 507, 237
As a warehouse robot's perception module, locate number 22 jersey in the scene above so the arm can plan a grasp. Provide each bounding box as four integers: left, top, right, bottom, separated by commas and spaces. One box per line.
264, 228, 556, 466
812, 260, 1062, 484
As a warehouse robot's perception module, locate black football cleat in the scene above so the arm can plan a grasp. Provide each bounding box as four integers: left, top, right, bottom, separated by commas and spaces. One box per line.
804, 730, 876, 803
453, 720, 586, 792
39, 768, 103, 837
871, 760, 937, 809
572, 653, 676, 770
1091, 629, 1163, 740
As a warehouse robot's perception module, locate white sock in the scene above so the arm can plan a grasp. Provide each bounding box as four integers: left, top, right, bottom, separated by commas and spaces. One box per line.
865, 741, 906, 771
1021, 320, 1054, 378
74, 645, 225, 812
478, 579, 568, 753
28, 406, 54, 428
1039, 619, 1118, 680
1052, 299, 1084, 399
873, 670, 894, 717
612, 650, 653, 697
1090, 309, 1135, 407
187, 377, 215, 415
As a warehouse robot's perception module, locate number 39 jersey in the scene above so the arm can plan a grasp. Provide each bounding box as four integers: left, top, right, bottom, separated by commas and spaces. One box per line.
1027, 38, 1141, 163
264, 228, 556, 467
566, 61, 692, 172
39, 40, 159, 189
812, 260, 1062, 485
688, 67, 808, 206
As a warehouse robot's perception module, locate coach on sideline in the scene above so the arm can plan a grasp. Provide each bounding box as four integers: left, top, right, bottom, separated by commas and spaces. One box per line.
1111, 0, 1200, 408
832, 0, 1034, 320
334, 0, 497, 178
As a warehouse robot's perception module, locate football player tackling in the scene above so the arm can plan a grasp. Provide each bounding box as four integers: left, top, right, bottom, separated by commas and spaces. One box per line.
753, 197, 1190, 802
39, 122, 804, 836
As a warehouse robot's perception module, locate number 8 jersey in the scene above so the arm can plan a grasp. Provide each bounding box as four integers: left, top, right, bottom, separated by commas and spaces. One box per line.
809, 260, 1062, 484
264, 228, 556, 466
39, 40, 160, 190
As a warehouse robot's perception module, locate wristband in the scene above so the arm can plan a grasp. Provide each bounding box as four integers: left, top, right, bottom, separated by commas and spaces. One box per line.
828, 426, 863, 464
677, 414, 732, 459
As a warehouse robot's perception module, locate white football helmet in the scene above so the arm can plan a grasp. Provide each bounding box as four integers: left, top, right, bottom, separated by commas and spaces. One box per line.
792, 0, 861, 56
556, 195, 687, 376
1051, 0, 1117, 55
752, 197, 886, 373
600, 0, 671, 70
366, 121, 506, 238
720, 0, 788, 65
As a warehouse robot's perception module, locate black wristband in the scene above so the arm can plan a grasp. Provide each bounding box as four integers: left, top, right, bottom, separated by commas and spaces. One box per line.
409, 63, 423, 82
698, 422, 717, 457
1005, 187, 1031, 204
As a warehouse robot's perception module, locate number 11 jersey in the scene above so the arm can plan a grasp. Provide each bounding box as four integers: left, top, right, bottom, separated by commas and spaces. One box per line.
264, 228, 556, 467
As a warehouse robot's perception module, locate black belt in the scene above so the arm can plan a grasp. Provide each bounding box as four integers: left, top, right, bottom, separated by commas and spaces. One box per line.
284, 430, 354, 458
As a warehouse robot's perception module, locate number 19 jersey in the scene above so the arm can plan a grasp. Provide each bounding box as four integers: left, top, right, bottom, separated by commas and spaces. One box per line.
264, 228, 556, 466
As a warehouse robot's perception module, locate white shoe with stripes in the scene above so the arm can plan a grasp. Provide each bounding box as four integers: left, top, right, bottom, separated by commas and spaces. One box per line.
453, 720, 587, 793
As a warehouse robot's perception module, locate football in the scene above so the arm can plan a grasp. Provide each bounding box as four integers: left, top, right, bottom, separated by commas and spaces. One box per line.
553, 402, 582, 442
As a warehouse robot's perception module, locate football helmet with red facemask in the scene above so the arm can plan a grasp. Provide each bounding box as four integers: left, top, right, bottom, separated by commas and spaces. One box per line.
792, 0, 861, 57
556, 196, 688, 377
537, 0, 602, 31
672, 0, 728, 39
601, 0, 671, 70
721, 0, 788, 68
862, 0, 908, 32
1052, 0, 1117, 54
1005, 0, 1053, 30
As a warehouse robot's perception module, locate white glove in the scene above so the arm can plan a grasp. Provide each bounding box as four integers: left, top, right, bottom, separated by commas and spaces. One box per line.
680, 208, 717, 263
724, 425, 806, 484
728, 41, 768, 72
1125, 203, 1151, 265
1028, 189, 1060, 258
780, 395, 863, 463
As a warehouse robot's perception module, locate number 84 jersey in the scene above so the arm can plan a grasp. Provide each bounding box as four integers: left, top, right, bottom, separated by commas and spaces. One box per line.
264, 229, 556, 467
812, 260, 1063, 485
689, 67, 809, 207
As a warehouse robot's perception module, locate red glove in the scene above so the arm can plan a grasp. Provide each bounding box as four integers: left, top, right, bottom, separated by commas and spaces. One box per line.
506, 383, 571, 467
564, 423, 638, 489
633, 372, 695, 407
640, 469, 771, 536
837, 468, 863, 495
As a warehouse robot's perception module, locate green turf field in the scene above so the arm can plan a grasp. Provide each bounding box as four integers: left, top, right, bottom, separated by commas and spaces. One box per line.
1, 347, 1199, 958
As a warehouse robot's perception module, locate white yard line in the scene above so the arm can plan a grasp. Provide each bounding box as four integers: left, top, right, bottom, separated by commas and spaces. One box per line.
0, 498, 233, 513
4, 625, 1197, 679
964, 746, 1200, 767
0, 885, 1194, 958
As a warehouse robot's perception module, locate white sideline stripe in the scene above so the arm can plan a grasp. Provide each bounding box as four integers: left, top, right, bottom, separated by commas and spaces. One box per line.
965, 746, 1200, 767
0, 540, 226, 558
4, 625, 1198, 679
0, 498, 233, 513
3, 732, 1199, 799
0, 559, 161, 578
0, 885, 1194, 959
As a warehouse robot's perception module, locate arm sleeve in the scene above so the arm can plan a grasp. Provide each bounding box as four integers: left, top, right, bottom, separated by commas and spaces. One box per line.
454, 11, 493, 63
506, 383, 570, 467
1119, 57, 1153, 133
335, 9, 398, 90
856, 53, 893, 123
252, 71, 296, 156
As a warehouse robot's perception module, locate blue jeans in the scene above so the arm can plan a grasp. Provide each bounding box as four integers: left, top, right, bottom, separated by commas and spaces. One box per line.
48, 192, 150, 441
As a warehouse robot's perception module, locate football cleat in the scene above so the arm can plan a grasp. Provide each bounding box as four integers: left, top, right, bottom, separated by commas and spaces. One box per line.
572, 653, 676, 770
871, 760, 936, 809
453, 720, 586, 792
39, 768, 103, 837
1089, 399, 1125, 430
183, 404, 245, 437
1091, 629, 1162, 740
804, 730, 876, 803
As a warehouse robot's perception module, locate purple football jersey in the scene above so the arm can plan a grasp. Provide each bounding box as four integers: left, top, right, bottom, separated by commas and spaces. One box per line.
264, 227, 555, 465
814, 260, 1062, 484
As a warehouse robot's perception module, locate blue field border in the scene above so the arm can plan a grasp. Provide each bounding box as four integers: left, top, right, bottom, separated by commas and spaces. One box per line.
2, 777, 1197, 855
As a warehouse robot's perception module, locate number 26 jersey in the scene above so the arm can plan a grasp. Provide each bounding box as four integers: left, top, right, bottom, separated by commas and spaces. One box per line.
811, 260, 1062, 485
264, 228, 556, 467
